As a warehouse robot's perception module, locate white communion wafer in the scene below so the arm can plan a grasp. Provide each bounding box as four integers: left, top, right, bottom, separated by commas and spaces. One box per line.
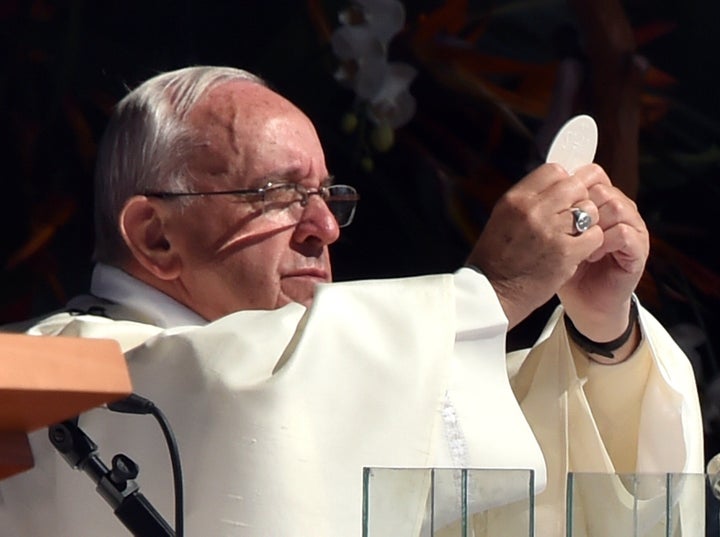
545, 114, 598, 174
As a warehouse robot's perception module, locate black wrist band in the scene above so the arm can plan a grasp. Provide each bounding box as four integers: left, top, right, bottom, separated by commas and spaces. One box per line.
564, 298, 639, 359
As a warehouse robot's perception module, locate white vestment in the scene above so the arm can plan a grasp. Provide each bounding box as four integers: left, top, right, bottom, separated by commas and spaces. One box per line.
0, 264, 704, 536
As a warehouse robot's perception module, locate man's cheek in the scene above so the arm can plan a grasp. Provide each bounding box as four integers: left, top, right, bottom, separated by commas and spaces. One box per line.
218, 213, 297, 253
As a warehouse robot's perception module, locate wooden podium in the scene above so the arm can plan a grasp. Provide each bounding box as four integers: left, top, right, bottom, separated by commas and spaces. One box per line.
0, 333, 132, 480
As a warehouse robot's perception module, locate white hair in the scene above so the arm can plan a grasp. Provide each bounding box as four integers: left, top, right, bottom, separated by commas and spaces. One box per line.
93, 65, 265, 264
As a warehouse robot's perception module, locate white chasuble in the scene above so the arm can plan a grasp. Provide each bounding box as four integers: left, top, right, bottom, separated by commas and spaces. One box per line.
497, 304, 705, 537
0, 273, 546, 536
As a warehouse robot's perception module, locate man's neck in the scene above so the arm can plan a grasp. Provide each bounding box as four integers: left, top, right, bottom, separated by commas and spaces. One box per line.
91, 263, 207, 328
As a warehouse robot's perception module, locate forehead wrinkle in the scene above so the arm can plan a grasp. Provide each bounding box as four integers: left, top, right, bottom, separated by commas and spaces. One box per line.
187, 91, 250, 180
188, 81, 326, 187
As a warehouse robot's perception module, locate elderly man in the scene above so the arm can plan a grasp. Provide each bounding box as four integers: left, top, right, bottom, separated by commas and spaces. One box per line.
0, 66, 703, 536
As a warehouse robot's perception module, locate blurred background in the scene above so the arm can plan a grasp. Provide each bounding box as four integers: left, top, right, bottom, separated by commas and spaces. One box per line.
1, 0, 719, 457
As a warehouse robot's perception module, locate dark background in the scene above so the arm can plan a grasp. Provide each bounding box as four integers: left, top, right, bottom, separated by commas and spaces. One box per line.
2, 0, 719, 458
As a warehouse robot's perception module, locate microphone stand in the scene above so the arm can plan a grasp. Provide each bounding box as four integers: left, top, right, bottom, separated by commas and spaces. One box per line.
49, 419, 175, 537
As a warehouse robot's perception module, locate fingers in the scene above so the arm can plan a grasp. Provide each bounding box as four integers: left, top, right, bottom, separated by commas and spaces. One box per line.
570, 164, 646, 244
514, 163, 582, 204
474, 161, 649, 329
587, 224, 648, 271
511, 163, 643, 244
587, 197, 649, 268
522, 163, 609, 217
576, 179, 649, 269
467, 165, 606, 327
530, 164, 604, 237
494, 162, 609, 246
566, 202, 599, 236
572, 163, 612, 191
586, 183, 639, 225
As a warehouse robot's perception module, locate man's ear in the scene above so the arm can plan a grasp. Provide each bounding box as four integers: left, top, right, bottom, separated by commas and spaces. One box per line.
119, 196, 181, 280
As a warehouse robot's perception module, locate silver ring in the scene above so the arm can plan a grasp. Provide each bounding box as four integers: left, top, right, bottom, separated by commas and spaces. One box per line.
571, 208, 592, 235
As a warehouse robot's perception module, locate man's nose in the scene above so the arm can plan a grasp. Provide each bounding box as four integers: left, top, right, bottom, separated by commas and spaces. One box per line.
292, 195, 341, 245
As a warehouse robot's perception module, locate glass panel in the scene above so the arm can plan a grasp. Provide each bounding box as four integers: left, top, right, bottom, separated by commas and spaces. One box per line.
363, 469, 720, 535
362, 467, 534, 536
566, 472, 714, 536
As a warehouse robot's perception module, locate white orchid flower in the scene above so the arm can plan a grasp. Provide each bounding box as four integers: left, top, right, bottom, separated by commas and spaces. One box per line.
367, 62, 417, 128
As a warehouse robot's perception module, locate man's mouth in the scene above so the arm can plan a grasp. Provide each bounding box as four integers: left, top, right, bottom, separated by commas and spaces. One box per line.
283, 268, 329, 282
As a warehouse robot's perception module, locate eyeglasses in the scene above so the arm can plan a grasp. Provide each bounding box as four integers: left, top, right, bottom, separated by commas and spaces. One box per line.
143, 181, 360, 227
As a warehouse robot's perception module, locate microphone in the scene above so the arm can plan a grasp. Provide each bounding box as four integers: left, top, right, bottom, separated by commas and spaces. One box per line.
107, 394, 184, 537
49, 418, 175, 536
707, 452, 720, 500
49, 393, 184, 537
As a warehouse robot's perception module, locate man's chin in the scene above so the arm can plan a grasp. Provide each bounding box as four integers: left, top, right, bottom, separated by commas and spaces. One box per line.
281, 282, 320, 309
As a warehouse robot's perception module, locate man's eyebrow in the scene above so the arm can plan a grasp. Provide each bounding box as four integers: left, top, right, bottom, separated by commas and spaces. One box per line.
255, 166, 304, 183
259, 173, 335, 188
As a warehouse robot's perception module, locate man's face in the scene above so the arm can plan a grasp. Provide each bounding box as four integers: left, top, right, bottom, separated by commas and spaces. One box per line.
158, 81, 340, 320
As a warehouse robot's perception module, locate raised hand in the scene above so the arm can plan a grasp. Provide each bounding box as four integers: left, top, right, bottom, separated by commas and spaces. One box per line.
466, 162, 608, 328
557, 164, 649, 344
